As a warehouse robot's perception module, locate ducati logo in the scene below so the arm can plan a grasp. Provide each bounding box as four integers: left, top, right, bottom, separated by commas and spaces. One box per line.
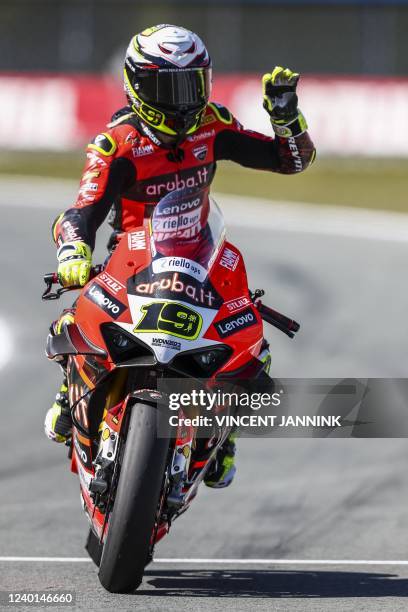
192, 144, 208, 161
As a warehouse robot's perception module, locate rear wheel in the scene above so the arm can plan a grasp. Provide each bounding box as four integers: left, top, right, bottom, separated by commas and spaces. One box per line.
98, 402, 170, 593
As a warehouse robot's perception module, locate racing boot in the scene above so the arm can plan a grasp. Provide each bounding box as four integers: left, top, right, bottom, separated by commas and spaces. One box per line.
44, 310, 75, 443
44, 379, 72, 443
204, 431, 238, 489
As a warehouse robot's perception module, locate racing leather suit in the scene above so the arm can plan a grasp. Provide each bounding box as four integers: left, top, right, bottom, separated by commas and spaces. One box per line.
52, 102, 315, 249
47, 102, 314, 457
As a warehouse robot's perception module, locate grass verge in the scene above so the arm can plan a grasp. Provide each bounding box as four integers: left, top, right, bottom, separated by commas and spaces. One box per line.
1, 152, 407, 213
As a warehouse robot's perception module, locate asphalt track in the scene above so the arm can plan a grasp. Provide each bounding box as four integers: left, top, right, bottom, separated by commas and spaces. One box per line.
1, 176, 408, 611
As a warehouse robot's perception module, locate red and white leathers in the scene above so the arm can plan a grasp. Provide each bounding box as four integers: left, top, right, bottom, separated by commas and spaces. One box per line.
52, 102, 315, 250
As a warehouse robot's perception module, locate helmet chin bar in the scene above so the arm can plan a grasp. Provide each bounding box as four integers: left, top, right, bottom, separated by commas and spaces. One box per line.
130, 103, 206, 147
137, 116, 194, 149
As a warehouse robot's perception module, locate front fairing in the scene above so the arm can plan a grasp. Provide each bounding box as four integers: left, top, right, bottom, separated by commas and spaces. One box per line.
125, 191, 226, 364
74, 189, 262, 371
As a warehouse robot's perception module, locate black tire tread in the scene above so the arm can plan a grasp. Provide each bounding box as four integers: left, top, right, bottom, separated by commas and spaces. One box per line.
98, 402, 169, 593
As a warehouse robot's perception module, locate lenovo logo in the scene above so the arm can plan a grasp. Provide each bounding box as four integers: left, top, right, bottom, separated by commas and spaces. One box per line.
215, 307, 258, 338
84, 283, 127, 320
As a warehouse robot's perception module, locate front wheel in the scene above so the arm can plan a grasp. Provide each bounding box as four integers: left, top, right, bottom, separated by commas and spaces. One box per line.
98, 402, 170, 593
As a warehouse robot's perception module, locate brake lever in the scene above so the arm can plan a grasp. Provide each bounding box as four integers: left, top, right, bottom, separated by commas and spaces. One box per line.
42, 273, 75, 300
42, 285, 74, 301
42, 266, 103, 301
42, 273, 65, 300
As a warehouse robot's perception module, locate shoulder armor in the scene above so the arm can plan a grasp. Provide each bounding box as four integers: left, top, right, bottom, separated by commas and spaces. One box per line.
208, 102, 233, 125
88, 132, 117, 156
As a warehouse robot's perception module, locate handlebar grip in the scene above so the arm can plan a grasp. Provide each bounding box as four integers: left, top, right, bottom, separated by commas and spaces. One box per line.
257, 302, 300, 338
44, 272, 59, 284
42, 265, 103, 300
259, 304, 300, 332
43, 266, 102, 287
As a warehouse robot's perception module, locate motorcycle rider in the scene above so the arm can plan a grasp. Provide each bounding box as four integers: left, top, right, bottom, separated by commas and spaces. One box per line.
45, 24, 316, 488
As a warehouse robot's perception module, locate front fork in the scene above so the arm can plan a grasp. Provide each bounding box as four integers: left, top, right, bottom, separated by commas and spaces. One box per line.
166, 409, 231, 513
166, 416, 195, 509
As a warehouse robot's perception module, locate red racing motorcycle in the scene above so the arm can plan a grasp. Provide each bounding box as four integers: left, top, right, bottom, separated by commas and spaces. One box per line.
42, 189, 299, 593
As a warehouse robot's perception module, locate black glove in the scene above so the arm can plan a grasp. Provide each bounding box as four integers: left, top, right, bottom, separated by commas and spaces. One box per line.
262, 66, 307, 137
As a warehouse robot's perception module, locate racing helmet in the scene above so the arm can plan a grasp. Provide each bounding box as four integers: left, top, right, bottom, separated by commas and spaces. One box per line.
124, 25, 212, 139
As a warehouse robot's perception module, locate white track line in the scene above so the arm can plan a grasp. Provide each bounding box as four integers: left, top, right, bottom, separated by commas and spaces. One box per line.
0, 557, 92, 563
156, 558, 408, 566
0, 317, 12, 370
2, 174, 408, 243
1, 557, 408, 566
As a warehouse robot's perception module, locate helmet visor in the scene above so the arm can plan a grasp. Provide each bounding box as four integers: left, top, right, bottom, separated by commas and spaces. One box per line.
132, 67, 212, 109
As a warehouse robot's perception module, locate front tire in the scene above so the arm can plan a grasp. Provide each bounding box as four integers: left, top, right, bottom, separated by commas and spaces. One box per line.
98, 402, 170, 593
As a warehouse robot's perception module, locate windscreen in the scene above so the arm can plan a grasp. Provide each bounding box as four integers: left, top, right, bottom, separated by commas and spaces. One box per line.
150, 188, 225, 276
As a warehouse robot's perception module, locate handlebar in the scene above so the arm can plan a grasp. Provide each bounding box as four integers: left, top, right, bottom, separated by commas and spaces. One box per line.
256, 301, 300, 338
251, 289, 300, 339
42, 265, 103, 301
42, 274, 300, 339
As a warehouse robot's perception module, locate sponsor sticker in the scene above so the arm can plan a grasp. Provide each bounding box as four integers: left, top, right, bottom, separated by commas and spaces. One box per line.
82, 170, 100, 181
133, 272, 219, 308
151, 337, 181, 351
86, 152, 107, 167
125, 131, 138, 144
152, 256, 207, 281
214, 307, 258, 338
128, 230, 146, 251
187, 129, 215, 142
225, 295, 252, 313
74, 436, 92, 470
219, 247, 239, 271
145, 166, 210, 197
132, 143, 154, 157
152, 197, 203, 241
98, 271, 125, 295
155, 197, 201, 217
84, 283, 127, 320
61, 220, 80, 241
288, 136, 304, 172
192, 144, 208, 161
153, 207, 201, 235
79, 182, 98, 192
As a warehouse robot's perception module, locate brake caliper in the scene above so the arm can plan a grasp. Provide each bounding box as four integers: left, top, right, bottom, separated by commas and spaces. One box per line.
89, 422, 119, 512
166, 416, 194, 510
